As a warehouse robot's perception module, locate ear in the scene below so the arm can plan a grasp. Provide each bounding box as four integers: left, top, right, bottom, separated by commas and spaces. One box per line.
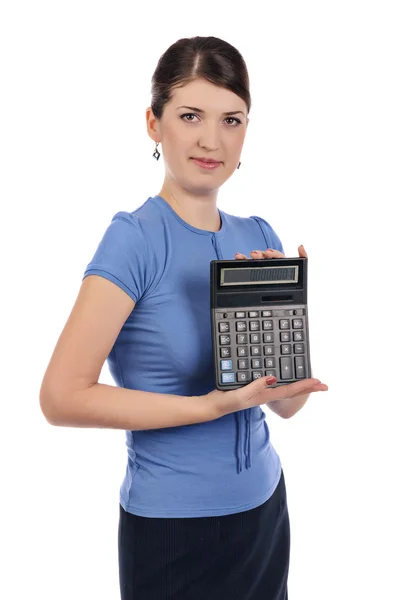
146, 107, 160, 143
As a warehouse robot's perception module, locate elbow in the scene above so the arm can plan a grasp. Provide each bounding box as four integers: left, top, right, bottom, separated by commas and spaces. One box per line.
39, 382, 75, 426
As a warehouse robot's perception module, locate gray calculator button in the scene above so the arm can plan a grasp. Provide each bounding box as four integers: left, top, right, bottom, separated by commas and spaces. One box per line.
266, 370, 277, 378
295, 309, 304, 316
293, 319, 303, 329
294, 343, 305, 354
293, 331, 304, 342
220, 360, 233, 370
238, 359, 249, 369
237, 372, 250, 382
219, 322, 230, 333
237, 346, 248, 357
221, 372, 235, 384
265, 357, 276, 368
281, 344, 292, 355
262, 320, 273, 330
250, 333, 261, 344
280, 332, 291, 342
262, 310, 272, 317
237, 333, 248, 344
220, 335, 231, 345
295, 356, 306, 378
251, 358, 261, 369
235, 312, 246, 318
252, 371, 263, 379
220, 347, 231, 358
236, 321, 247, 332
263, 332, 274, 343
264, 345, 275, 355
249, 311, 259, 318
279, 319, 290, 330
250, 346, 261, 356
280, 357, 293, 379
249, 321, 260, 331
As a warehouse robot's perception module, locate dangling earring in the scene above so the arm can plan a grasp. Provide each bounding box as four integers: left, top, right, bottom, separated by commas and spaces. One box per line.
237, 161, 241, 169
153, 142, 160, 161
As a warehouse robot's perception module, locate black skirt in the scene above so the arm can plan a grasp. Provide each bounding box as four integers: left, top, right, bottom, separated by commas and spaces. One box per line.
118, 469, 290, 600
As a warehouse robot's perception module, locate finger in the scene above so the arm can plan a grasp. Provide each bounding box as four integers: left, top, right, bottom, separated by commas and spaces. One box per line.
262, 377, 324, 402
235, 253, 249, 259
298, 245, 308, 258
250, 249, 285, 259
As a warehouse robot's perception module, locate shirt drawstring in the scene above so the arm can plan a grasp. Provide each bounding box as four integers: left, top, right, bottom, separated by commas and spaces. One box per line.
212, 234, 252, 474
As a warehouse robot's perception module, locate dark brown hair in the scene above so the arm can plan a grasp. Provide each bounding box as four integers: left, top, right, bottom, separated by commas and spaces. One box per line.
151, 36, 251, 119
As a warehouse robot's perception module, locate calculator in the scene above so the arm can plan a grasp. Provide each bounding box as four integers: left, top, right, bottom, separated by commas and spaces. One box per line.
210, 257, 312, 390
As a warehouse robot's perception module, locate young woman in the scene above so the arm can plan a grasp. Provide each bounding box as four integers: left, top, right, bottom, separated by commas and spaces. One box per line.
40, 36, 327, 600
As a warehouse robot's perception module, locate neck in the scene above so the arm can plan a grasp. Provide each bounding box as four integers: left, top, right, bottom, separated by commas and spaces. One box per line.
158, 179, 221, 232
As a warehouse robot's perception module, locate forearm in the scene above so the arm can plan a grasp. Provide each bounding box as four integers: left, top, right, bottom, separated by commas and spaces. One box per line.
267, 392, 310, 419
40, 382, 216, 430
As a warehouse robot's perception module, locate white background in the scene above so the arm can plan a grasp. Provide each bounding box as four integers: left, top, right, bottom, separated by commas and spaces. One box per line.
1, 1, 397, 598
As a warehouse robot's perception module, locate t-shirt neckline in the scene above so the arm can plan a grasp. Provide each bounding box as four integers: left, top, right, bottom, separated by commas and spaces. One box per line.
151, 195, 226, 237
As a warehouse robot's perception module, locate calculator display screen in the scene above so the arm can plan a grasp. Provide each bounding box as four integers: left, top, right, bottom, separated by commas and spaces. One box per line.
220, 265, 298, 286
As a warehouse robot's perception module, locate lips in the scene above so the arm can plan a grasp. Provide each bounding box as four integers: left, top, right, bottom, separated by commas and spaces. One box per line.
192, 157, 222, 164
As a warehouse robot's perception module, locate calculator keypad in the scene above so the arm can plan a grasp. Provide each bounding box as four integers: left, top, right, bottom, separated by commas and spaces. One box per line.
216, 307, 308, 386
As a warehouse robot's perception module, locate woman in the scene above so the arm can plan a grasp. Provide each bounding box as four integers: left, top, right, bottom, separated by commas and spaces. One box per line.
40, 36, 327, 600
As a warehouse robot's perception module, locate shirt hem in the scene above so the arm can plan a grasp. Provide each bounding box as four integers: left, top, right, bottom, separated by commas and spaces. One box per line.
119, 465, 282, 518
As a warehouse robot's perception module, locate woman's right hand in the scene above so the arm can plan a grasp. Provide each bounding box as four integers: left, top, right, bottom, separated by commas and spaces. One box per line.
205, 375, 327, 418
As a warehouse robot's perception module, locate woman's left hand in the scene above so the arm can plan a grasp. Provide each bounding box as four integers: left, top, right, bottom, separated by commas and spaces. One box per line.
235, 244, 308, 260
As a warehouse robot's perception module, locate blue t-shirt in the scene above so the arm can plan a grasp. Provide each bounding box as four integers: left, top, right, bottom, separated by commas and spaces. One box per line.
83, 195, 285, 518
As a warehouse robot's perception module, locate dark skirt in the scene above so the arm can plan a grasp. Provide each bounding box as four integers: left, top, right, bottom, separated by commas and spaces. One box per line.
118, 469, 290, 600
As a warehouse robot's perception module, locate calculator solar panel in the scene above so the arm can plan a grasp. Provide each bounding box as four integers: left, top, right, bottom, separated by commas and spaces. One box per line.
210, 258, 312, 390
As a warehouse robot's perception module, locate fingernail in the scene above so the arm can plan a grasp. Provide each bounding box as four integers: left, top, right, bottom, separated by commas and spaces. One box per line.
265, 376, 277, 385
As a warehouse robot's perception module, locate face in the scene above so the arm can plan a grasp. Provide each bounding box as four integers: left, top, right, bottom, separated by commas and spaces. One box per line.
146, 78, 249, 196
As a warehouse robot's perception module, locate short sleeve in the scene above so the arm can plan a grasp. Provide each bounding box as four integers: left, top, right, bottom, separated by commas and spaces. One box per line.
82, 211, 153, 303
250, 215, 285, 254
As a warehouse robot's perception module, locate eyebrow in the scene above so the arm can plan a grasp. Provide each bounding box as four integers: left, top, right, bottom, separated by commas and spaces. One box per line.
176, 105, 245, 116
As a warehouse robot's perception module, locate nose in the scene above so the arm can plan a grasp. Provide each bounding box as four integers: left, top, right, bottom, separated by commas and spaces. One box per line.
198, 121, 220, 151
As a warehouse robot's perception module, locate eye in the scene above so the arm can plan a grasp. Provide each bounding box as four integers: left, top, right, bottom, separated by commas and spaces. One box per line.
180, 113, 200, 122
224, 117, 242, 127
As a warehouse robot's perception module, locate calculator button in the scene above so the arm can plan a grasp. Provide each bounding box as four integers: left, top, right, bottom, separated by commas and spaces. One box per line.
265, 357, 276, 368
238, 359, 249, 369
251, 358, 261, 369
220, 360, 233, 370
249, 311, 259, 318
237, 333, 248, 344
280, 357, 293, 380
287, 310, 295, 316
262, 310, 272, 317
237, 346, 248, 357
262, 320, 273, 330
263, 332, 274, 343
264, 345, 275, 356
293, 319, 303, 329
250, 333, 261, 344
221, 372, 235, 384
293, 331, 304, 342
250, 346, 261, 356
220, 335, 231, 345
237, 372, 250, 382
236, 321, 247, 332
220, 347, 231, 358
280, 332, 291, 342
294, 343, 305, 354
249, 321, 260, 331
279, 319, 290, 330
219, 322, 230, 333
266, 370, 277, 378
295, 309, 304, 316
252, 371, 263, 380
295, 356, 306, 378
281, 344, 292, 355
235, 311, 246, 318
